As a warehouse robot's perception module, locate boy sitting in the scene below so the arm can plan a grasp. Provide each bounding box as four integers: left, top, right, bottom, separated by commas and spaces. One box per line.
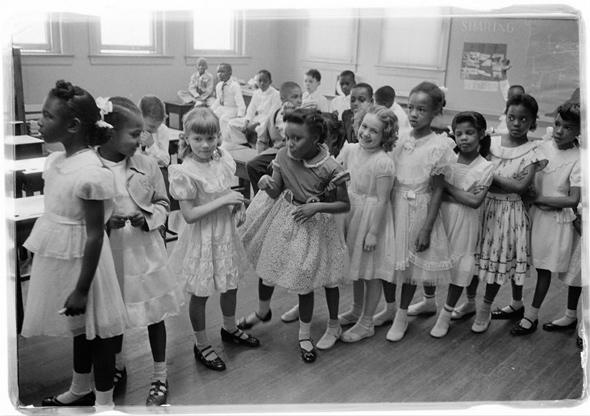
330, 70, 356, 120
227, 69, 281, 147
211, 63, 246, 143
302, 69, 330, 112
138, 95, 170, 167
177, 57, 215, 106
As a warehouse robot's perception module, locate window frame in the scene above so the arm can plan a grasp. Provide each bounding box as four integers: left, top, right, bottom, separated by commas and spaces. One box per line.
88, 11, 173, 65
12, 13, 64, 55
185, 10, 247, 63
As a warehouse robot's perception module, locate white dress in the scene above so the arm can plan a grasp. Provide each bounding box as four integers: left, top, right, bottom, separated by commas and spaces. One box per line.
167, 150, 254, 296
21, 150, 128, 340
440, 155, 494, 287
391, 131, 456, 285
337, 142, 396, 282
530, 140, 580, 272
105, 159, 183, 326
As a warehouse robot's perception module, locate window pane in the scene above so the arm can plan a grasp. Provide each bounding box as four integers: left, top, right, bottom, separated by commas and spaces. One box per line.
100, 12, 152, 47
193, 9, 233, 50
12, 13, 48, 45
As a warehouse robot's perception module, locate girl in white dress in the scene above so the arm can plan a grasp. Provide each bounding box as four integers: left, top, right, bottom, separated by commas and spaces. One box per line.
96, 97, 183, 405
337, 106, 398, 343
472, 93, 547, 333
386, 82, 456, 342
430, 112, 494, 338
512, 102, 581, 335
168, 106, 259, 373
21, 80, 127, 409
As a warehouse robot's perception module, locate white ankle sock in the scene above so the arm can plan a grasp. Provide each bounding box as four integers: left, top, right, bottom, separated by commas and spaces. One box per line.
298, 320, 313, 350
95, 388, 114, 407
194, 330, 209, 349
56, 371, 92, 404
152, 361, 167, 383
223, 315, 237, 332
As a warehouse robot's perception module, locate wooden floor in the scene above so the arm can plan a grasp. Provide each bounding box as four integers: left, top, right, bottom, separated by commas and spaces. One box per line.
13, 239, 587, 412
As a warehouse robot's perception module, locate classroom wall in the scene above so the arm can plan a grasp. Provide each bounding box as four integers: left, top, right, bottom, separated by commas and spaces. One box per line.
19, 8, 579, 122
20, 10, 284, 106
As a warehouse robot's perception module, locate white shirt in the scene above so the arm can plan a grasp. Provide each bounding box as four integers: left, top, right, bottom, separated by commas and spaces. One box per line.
392, 102, 411, 136
246, 86, 282, 125
302, 90, 330, 113
140, 123, 170, 167
330, 95, 350, 120
211, 78, 246, 117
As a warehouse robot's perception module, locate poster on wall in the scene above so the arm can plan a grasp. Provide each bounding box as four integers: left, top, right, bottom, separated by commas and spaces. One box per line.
461, 42, 508, 92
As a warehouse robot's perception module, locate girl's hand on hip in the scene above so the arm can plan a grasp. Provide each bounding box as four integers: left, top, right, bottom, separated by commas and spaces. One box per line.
415, 228, 432, 252
292, 204, 318, 224
63, 289, 88, 316
363, 232, 377, 252
108, 214, 127, 229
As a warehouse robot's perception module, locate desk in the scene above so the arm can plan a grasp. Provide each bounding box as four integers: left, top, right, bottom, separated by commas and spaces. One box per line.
226, 144, 257, 199
7, 195, 45, 333
8, 157, 46, 198
5, 135, 44, 160
164, 101, 194, 130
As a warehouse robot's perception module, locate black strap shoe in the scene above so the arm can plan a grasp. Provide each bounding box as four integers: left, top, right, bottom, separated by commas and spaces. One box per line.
193, 345, 226, 371
41, 391, 95, 407
491, 305, 524, 320
221, 327, 261, 347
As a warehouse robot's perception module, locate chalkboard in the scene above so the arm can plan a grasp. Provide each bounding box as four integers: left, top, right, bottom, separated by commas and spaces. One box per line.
445, 17, 580, 119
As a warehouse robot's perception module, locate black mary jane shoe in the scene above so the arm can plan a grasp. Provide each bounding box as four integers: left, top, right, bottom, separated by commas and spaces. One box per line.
510, 317, 538, 336
221, 327, 261, 347
491, 305, 524, 320
193, 345, 226, 371
236, 310, 272, 330
113, 367, 127, 396
41, 391, 96, 407
146, 379, 168, 406
542, 320, 578, 332
299, 339, 317, 363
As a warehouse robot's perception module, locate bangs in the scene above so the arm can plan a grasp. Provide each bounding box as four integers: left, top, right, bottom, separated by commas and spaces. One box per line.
183, 107, 220, 135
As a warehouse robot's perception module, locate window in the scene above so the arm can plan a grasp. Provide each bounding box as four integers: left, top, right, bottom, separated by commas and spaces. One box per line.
187, 9, 243, 56
89, 11, 171, 64
11, 13, 63, 55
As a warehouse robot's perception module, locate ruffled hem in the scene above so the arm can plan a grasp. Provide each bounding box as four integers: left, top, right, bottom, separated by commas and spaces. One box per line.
125, 287, 184, 327
478, 258, 530, 286
21, 323, 126, 340
23, 215, 87, 259
394, 264, 451, 286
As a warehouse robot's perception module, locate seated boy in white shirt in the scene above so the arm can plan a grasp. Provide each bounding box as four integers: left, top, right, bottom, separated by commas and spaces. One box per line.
329, 70, 355, 120
227, 69, 281, 147
138, 95, 170, 167
177, 57, 215, 106
374, 85, 411, 136
211, 63, 246, 144
302, 68, 330, 112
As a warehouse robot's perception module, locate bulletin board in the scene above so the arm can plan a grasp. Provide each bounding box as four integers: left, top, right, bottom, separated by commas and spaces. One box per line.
445, 17, 579, 119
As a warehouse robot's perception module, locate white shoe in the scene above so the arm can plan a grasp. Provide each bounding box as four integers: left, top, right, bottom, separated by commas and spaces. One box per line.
407, 299, 437, 316
280, 304, 299, 323
340, 322, 375, 343
430, 310, 452, 338
373, 306, 396, 327
471, 311, 491, 333
386, 313, 408, 342
316, 325, 342, 350
451, 302, 476, 320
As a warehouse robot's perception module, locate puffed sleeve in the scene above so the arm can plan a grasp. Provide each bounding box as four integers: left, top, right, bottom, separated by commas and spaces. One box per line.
430, 134, 457, 176
570, 157, 582, 187
524, 141, 549, 171
336, 141, 353, 167
271, 147, 288, 173
374, 153, 396, 178
479, 161, 495, 188
75, 166, 114, 200
168, 165, 198, 200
